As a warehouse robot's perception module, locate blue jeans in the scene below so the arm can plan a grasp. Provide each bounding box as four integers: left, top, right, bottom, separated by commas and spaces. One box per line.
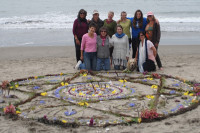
79, 63, 86, 70
96, 58, 110, 71
114, 65, 126, 70
84, 52, 97, 71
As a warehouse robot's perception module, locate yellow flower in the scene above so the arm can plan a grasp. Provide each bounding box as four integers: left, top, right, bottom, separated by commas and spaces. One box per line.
184, 91, 189, 96
15, 85, 19, 88
65, 83, 69, 86
106, 85, 109, 88
112, 90, 116, 94
146, 95, 154, 99
85, 102, 89, 106
60, 72, 64, 76
113, 120, 117, 123
62, 120, 67, 123
189, 93, 193, 96
61, 82, 64, 86
83, 74, 87, 77
78, 102, 84, 106
78, 102, 89, 106
41, 92, 47, 96
79, 92, 85, 96
34, 76, 38, 79
16, 111, 21, 114
10, 86, 13, 89
138, 118, 142, 123
98, 93, 102, 96
72, 88, 76, 91
151, 85, 158, 89
95, 85, 99, 87
119, 80, 124, 83
123, 85, 126, 87
92, 94, 95, 97
107, 72, 109, 74
147, 77, 153, 80
124, 80, 127, 82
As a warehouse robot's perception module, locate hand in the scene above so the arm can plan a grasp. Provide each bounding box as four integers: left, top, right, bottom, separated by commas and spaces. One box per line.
155, 43, 158, 48
76, 39, 80, 45
117, 19, 121, 24
134, 58, 137, 63
80, 55, 84, 61
126, 57, 129, 61
155, 18, 159, 24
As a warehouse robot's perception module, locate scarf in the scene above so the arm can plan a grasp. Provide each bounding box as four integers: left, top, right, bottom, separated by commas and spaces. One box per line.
106, 19, 113, 24
100, 35, 106, 46
115, 33, 125, 38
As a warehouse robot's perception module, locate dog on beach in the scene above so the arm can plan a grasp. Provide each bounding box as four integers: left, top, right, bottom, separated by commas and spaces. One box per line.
126, 58, 137, 71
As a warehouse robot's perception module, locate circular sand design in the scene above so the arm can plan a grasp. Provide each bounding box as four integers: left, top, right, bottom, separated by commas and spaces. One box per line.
1, 72, 200, 127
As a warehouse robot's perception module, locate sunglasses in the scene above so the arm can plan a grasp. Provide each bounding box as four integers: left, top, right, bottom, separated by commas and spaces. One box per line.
80, 12, 85, 15
101, 31, 106, 33
140, 35, 144, 37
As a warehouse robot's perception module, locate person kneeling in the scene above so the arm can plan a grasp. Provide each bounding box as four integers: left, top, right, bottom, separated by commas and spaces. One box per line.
96, 27, 110, 71
135, 31, 157, 72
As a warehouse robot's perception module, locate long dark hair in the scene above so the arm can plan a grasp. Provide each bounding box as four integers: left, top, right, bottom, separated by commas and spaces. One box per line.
133, 10, 143, 29
77, 9, 87, 25
77, 9, 87, 18
138, 31, 147, 48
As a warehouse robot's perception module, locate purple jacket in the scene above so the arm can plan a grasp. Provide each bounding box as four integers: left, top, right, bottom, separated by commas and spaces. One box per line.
73, 18, 88, 39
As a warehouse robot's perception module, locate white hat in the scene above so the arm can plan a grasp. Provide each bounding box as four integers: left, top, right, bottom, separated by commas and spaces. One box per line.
93, 10, 99, 15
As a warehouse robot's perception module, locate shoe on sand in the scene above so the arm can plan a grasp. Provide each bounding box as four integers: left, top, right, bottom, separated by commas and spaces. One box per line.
75, 60, 82, 70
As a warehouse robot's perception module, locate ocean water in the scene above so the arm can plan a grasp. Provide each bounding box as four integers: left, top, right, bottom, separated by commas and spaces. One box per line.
0, 0, 200, 46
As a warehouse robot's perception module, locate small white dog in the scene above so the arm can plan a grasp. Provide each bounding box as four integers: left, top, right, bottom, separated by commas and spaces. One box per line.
127, 58, 137, 71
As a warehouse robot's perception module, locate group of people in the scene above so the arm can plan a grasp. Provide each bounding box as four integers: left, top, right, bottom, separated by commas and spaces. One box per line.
72, 9, 163, 73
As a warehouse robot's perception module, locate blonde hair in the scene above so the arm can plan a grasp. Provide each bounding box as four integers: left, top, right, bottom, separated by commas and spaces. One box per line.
108, 11, 114, 15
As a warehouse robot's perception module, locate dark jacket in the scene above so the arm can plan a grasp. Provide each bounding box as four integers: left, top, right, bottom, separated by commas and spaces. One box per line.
89, 18, 104, 35
73, 18, 88, 39
151, 22, 161, 45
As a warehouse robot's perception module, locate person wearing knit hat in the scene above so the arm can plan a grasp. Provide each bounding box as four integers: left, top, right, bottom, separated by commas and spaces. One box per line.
145, 11, 163, 70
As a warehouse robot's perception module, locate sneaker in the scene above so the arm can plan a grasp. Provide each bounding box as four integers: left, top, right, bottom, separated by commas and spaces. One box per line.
75, 60, 82, 70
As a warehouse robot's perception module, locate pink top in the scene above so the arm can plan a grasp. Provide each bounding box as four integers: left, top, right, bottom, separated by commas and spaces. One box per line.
81, 33, 97, 52
147, 40, 156, 62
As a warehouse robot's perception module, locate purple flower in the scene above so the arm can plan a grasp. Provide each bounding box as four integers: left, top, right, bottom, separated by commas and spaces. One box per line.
129, 103, 135, 107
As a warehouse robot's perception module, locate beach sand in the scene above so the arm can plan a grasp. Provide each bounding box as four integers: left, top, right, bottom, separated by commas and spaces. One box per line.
0, 45, 200, 133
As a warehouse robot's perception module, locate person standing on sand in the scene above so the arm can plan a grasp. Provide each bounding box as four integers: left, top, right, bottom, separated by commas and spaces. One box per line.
145, 11, 163, 70
96, 27, 110, 71
73, 9, 88, 62
135, 31, 157, 72
127, 10, 147, 59
80, 23, 97, 71
89, 10, 104, 35
103, 11, 117, 66
110, 25, 129, 70
117, 11, 132, 49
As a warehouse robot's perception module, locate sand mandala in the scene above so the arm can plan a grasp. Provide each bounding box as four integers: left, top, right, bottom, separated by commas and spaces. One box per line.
0, 71, 200, 127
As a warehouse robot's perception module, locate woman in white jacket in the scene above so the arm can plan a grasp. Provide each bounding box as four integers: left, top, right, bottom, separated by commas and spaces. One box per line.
110, 25, 129, 70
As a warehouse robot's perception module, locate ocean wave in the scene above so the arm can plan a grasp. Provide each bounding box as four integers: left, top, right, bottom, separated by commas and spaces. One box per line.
0, 13, 200, 32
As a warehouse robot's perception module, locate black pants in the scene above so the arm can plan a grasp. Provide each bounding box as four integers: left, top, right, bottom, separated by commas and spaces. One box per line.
155, 47, 162, 68
74, 37, 82, 62
132, 38, 139, 58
